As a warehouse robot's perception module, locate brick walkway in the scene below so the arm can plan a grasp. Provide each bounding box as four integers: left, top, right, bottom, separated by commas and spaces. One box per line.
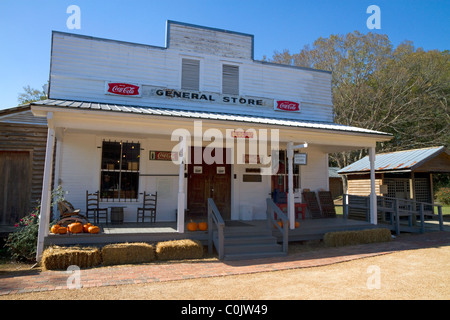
1, 232, 449, 296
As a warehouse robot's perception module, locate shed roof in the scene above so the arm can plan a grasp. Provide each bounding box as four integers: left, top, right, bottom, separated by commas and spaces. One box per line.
338, 146, 449, 174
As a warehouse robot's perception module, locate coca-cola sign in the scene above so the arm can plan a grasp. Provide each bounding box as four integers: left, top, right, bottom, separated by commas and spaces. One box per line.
105, 82, 141, 97
274, 100, 300, 112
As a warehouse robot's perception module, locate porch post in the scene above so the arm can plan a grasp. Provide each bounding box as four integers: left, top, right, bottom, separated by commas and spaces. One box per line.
36, 112, 55, 261
287, 142, 295, 230
177, 136, 186, 233
369, 146, 378, 225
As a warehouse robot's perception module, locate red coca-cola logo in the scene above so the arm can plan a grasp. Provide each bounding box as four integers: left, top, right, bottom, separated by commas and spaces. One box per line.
107, 83, 140, 96
275, 100, 300, 112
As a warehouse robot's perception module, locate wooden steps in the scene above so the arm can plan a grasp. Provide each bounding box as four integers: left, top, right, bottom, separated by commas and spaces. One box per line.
213, 224, 286, 261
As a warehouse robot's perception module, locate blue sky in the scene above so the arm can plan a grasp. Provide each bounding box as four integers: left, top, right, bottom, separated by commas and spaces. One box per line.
0, 0, 449, 110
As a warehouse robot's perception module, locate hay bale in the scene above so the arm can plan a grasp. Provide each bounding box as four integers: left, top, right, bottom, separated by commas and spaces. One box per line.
324, 228, 392, 247
156, 239, 204, 261
42, 246, 101, 270
101, 242, 155, 266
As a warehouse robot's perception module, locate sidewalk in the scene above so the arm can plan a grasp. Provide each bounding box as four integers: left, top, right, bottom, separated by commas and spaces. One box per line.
1, 231, 449, 296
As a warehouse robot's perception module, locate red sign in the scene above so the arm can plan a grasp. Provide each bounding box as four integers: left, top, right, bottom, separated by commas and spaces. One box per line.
106, 82, 141, 96
149, 150, 178, 161
275, 100, 300, 112
231, 130, 254, 139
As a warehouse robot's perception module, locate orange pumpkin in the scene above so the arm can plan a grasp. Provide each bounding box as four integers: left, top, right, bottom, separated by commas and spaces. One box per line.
68, 222, 83, 234
277, 220, 283, 228
198, 222, 208, 231
88, 225, 100, 234
295, 221, 300, 228
83, 223, 92, 233
187, 222, 198, 231
50, 224, 60, 234
57, 226, 67, 234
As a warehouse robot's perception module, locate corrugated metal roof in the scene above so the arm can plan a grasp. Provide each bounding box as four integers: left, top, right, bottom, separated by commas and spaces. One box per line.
30, 99, 392, 137
338, 146, 447, 174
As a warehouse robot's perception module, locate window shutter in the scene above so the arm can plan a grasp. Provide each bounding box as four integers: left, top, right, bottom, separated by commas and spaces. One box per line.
181, 59, 200, 91
222, 64, 239, 95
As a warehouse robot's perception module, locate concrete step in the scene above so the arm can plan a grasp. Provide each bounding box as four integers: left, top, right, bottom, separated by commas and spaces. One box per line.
213, 225, 286, 261
223, 250, 287, 261
224, 242, 283, 254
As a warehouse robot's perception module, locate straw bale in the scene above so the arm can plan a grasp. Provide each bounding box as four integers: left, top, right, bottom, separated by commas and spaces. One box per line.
324, 228, 392, 247
156, 239, 204, 261
101, 242, 155, 266
41, 246, 101, 270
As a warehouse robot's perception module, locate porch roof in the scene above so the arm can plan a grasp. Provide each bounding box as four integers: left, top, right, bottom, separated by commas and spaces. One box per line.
30, 98, 392, 138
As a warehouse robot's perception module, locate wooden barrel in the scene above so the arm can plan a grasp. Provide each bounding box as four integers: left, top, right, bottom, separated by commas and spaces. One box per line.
110, 207, 124, 224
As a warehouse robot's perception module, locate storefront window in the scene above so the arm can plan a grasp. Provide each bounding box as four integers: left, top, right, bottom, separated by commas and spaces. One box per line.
271, 150, 301, 194
100, 140, 140, 201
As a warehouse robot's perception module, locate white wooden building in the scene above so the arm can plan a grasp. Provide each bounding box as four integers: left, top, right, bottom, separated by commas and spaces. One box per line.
31, 21, 392, 259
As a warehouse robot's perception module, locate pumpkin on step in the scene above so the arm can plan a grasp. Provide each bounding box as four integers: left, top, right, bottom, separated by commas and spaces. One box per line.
50, 224, 60, 234
68, 222, 83, 234
83, 223, 92, 233
198, 222, 208, 231
88, 225, 100, 234
57, 226, 67, 234
187, 222, 198, 231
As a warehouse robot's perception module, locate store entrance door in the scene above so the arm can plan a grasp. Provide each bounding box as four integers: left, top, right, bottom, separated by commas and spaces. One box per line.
187, 147, 231, 220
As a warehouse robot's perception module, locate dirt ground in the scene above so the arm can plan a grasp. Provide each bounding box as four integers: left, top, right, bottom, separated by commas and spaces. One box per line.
2, 245, 449, 300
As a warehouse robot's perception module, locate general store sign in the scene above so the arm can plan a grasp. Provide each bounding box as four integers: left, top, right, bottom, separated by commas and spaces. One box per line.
151, 88, 272, 108
104, 83, 301, 112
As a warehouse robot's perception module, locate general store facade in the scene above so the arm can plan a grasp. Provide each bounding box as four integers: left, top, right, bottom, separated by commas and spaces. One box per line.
32, 21, 392, 259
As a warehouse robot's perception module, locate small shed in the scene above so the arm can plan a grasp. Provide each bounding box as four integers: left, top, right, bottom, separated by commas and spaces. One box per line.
0, 105, 48, 232
328, 167, 344, 199
338, 146, 450, 205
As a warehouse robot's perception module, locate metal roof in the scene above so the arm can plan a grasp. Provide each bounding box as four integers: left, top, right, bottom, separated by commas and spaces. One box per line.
30, 99, 392, 138
338, 146, 448, 174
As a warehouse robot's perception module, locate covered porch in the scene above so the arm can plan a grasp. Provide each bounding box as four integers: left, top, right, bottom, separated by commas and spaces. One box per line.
44, 216, 379, 247
31, 99, 393, 260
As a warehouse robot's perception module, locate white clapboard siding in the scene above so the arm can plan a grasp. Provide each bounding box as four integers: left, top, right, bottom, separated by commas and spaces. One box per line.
49, 21, 334, 123
168, 21, 253, 60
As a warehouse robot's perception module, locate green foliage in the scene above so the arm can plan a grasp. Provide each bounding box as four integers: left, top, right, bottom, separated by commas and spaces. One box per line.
4, 186, 67, 262
435, 187, 450, 205
270, 32, 450, 168
17, 85, 47, 105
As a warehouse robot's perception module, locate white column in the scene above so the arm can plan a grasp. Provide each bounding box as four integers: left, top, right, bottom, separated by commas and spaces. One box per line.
369, 146, 377, 225
287, 142, 295, 230
36, 113, 55, 261
177, 136, 186, 233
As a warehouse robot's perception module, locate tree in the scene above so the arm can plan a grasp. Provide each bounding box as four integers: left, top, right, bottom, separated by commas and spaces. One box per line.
17, 85, 47, 105
269, 32, 450, 168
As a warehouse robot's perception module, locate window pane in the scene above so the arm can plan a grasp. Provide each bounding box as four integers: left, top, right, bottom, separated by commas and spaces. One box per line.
121, 142, 140, 171
102, 141, 121, 170
101, 171, 119, 199
120, 172, 139, 199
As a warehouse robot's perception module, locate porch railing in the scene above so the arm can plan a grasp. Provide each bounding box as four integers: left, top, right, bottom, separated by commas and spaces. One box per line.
343, 194, 444, 234
207, 198, 225, 260
266, 198, 288, 254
